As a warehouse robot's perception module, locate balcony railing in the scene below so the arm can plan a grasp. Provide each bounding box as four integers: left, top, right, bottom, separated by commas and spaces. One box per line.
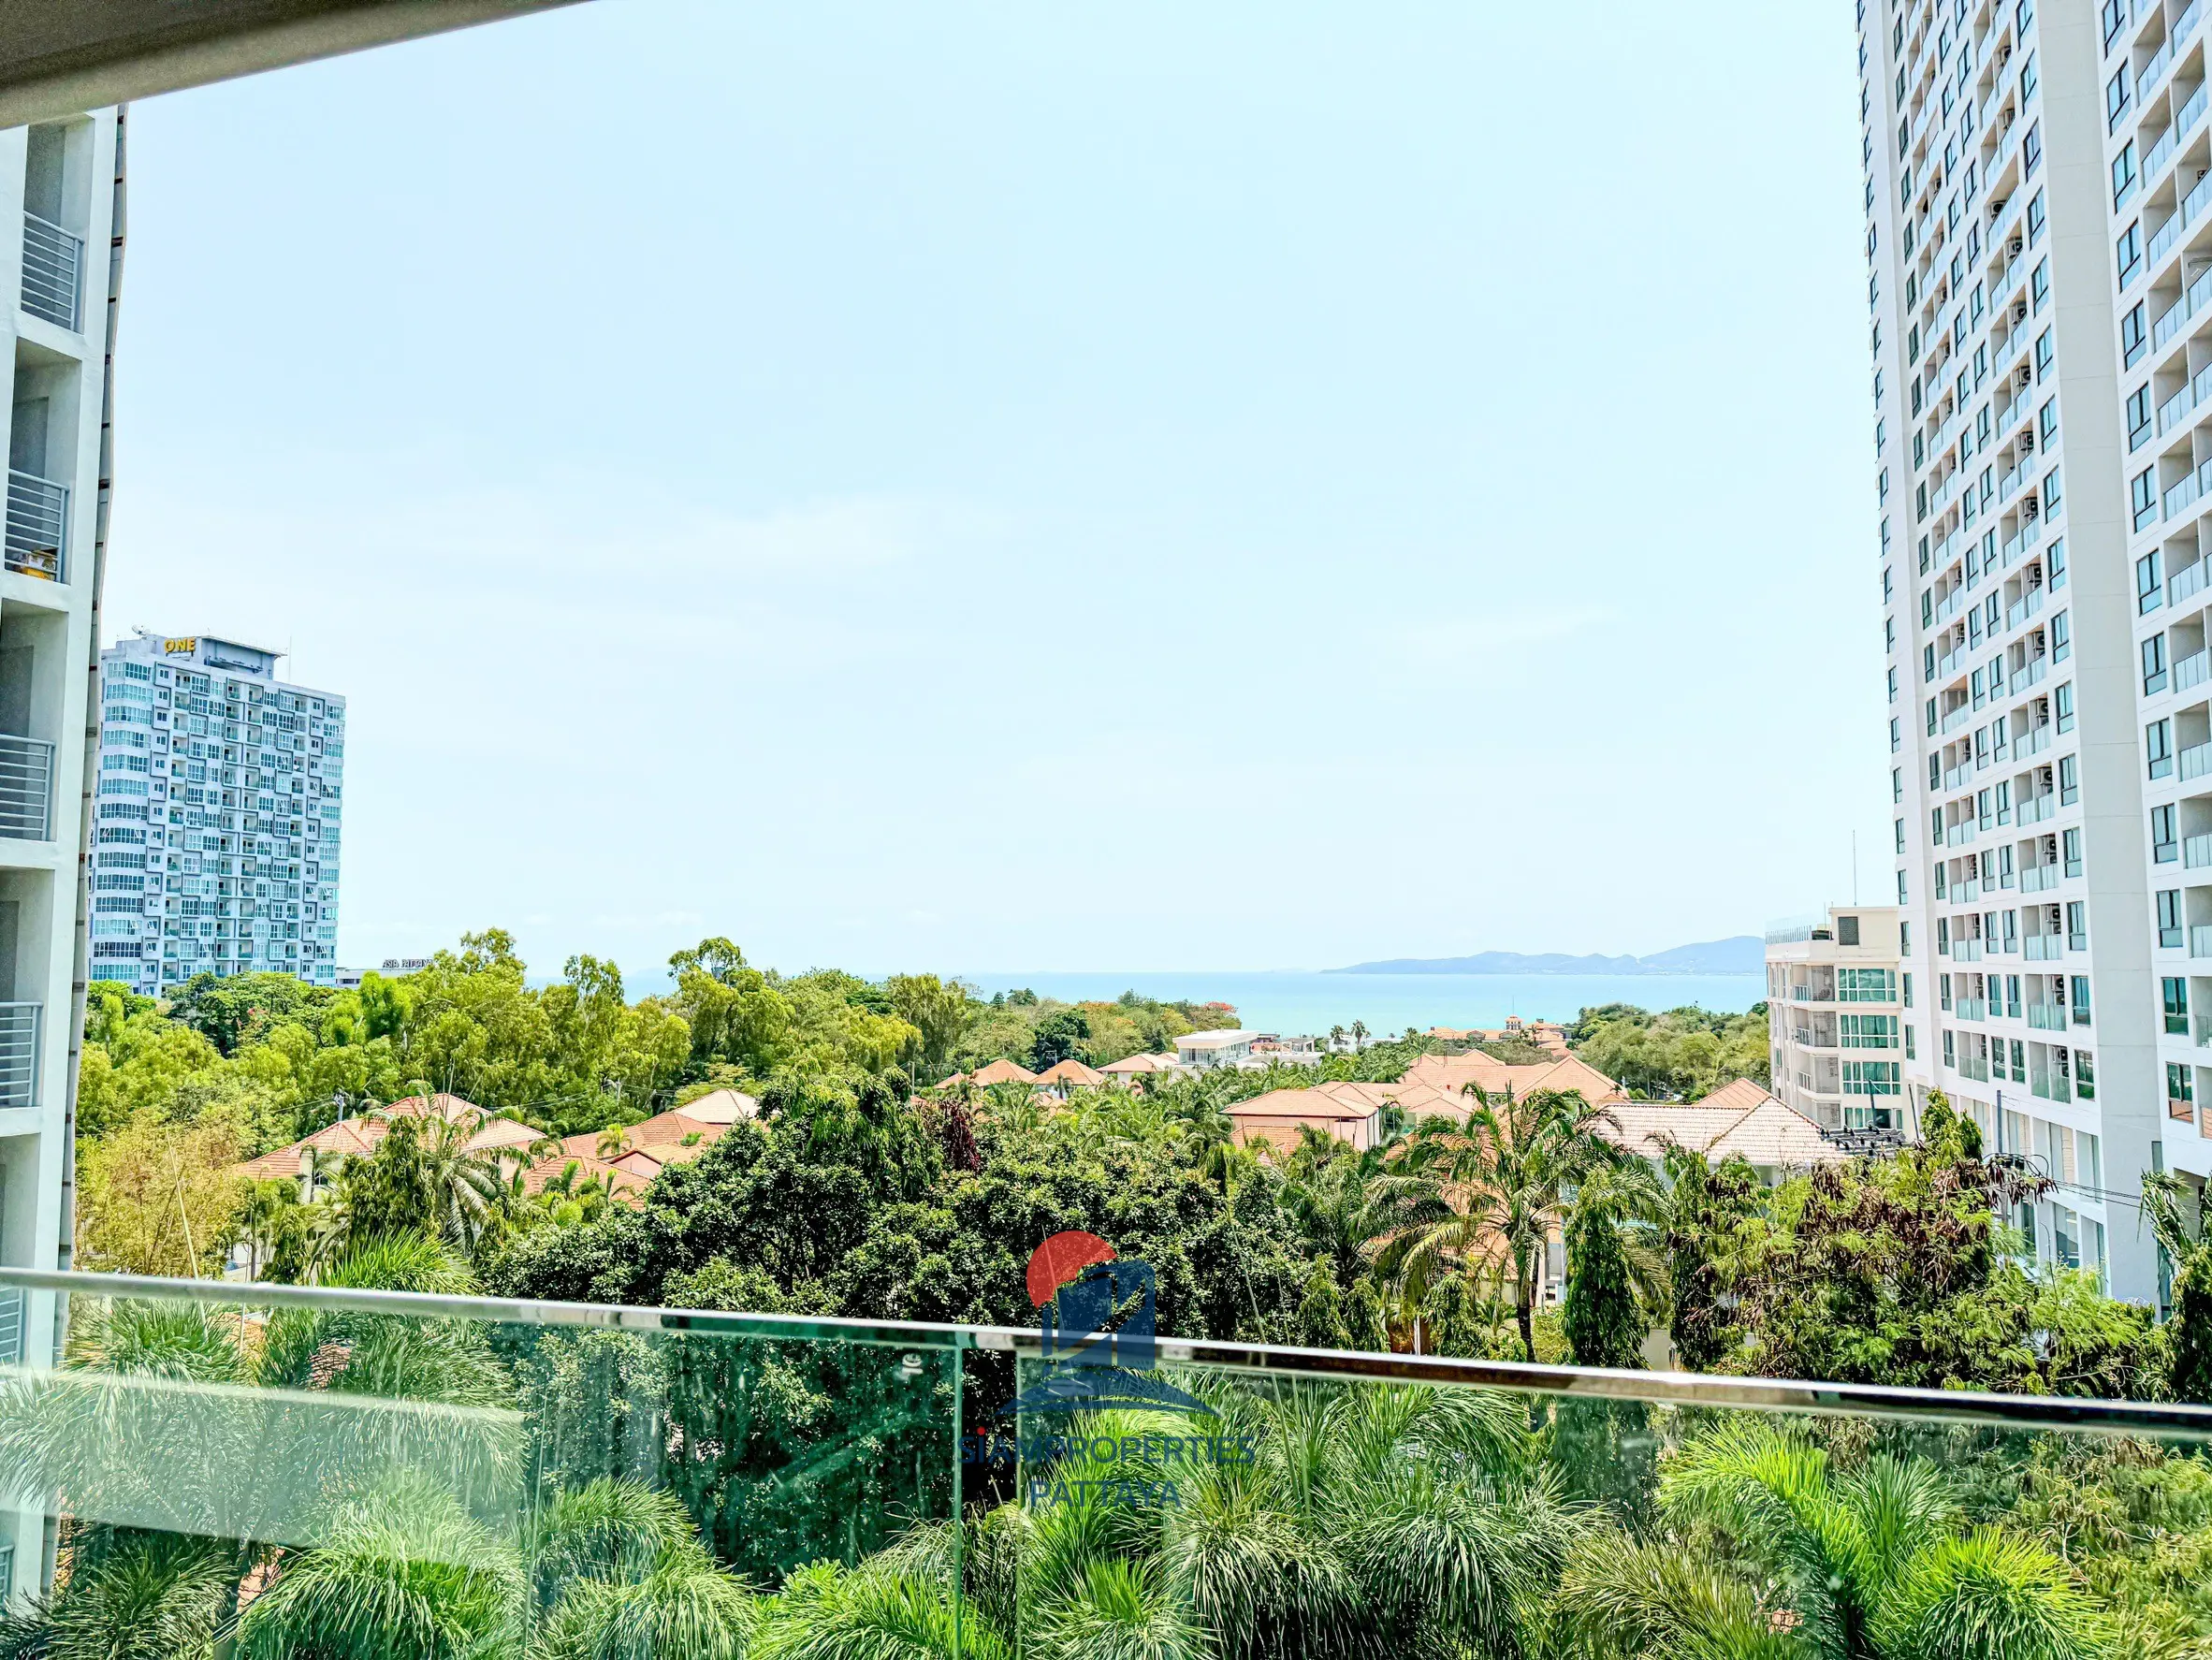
0, 733, 54, 841
0, 1002, 39, 1112
4, 471, 66, 581
1958, 1053, 1992, 1081
18, 211, 80, 332
0, 1265, 2200, 1659
2026, 1002, 2068, 1030
2023, 935, 2064, 960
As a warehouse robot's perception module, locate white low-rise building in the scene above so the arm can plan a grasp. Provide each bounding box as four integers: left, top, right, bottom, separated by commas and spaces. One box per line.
1175, 1028, 1259, 1070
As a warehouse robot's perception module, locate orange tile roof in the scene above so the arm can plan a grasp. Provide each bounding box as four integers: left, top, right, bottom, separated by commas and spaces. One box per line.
1100, 1053, 1179, 1074
1034, 1059, 1108, 1088
968, 1058, 1041, 1086
670, 1087, 758, 1124
1230, 1086, 1381, 1123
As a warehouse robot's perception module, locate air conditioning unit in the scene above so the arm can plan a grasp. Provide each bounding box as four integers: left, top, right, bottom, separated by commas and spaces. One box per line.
2016, 366, 2032, 391
2007, 235, 2025, 258
2013, 300, 2029, 325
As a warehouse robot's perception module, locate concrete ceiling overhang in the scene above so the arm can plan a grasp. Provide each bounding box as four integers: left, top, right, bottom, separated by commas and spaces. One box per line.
0, 0, 586, 126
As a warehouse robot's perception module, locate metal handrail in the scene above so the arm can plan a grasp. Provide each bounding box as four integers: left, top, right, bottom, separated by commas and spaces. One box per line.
0, 733, 54, 840
18, 210, 80, 331
3, 470, 65, 581
7, 1263, 2212, 1436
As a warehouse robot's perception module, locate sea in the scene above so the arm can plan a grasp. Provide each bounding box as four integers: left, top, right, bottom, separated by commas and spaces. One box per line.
957, 970, 1768, 1038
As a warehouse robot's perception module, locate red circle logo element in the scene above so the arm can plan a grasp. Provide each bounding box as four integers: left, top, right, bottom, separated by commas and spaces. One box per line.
1026, 1230, 1116, 1307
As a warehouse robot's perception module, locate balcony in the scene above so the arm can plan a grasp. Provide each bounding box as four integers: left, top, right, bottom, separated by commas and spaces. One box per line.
1958, 1053, 1992, 1082
2187, 833, 2212, 870
0, 734, 54, 840
2192, 925, 2212, 958
18, 211, 79, 332
2005, 588, 2045, 630
2030, 1071, 2074, 1104
2016, 792, 2054, 826
2008, 657, 2047, 697
2023, 935, 2064, 960
2026, 1003, 2068, 1031
0, 1001, 38, 1111
2016, 723, 2052, 760
3, 471, 66, 581
1956, 997, 1987, 1022
2182, 649, 2212, 694
2174, 1095, 2200, 1124
2019, 865, 2059, 894
1953, 939, 1984, 961
0, 1265, 2195, 1658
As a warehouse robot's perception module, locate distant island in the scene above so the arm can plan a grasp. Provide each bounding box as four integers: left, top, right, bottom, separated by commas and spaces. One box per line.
1330, 936, 1763, 976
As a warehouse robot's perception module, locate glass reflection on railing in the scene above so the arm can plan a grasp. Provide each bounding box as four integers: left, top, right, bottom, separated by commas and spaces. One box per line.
0, 1268, 2207, 1656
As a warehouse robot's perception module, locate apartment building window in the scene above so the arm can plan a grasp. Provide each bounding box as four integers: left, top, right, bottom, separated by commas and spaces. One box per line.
2108, 63, 2130, 131
2063, 826, 2082, 877
2075, 1046, 2095, 1096
2045, 468, 2062, 519
2154, 805, 2180, 863
2069, 900, 2089, 952
2005, 974, 2022, 1019
1897, 868, 1909, 903
2139, 550, 2163, 611
1890, 717, 1901, 753
2009, 1038, 2027, 1084
2034, 328, 2054, 381
2056, 682, 2074, 733
1925, 643, 1937, 684
2049, 537, 2067, 590
2146, 633, 2170, 693
1927, 695, 1939, 735
2028, 189, 2046, 244
2129, 385, 2154, 449
1885, 617, 1897, 651
2114, 140, 2138, 210
2124, 303, 2147, 369
1888, 665, 1899, 702
2024, 121, 2042, 175
2166, 977, 2190, 1035
2059, 754, 2079, 804
2170, 1063, 2194, 1113
1943, 1027, 1957, 1066
2052, 610, 2070, 662
1902, 971, 1914, 1009
1894, 767, 1904, 804
1894, 819, 1906, 855
2150, 718, 2175, 779
1904, 1025, 1916, 1060
2161, 889, 2185, 948
2118, 222, 2144, 287
1931, 806, 1943, 848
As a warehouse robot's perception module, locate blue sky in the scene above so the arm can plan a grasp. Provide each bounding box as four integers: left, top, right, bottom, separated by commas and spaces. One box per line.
102, 0, 1887, 987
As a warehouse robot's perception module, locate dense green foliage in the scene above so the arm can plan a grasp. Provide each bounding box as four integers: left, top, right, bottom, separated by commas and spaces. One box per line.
1569, 1000, 1771, 1099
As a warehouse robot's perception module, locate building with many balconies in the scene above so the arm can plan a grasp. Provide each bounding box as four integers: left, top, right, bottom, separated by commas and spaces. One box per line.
1862, 0, 2164, 1300
1766, 906, 1912, 1134
92, 632, 344, 993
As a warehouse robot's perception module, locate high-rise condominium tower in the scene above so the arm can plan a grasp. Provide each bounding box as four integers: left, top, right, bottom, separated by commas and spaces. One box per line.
94, 633, 345, 996
1856, 0, 2212, 1306
0, 106, 126, 1587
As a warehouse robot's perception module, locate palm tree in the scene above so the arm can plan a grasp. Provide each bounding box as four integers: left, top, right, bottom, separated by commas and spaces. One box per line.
1349, 1021, 1368, 1054
1561, 1420, 2106, 1660
2144, 1171, 2212, 1403
1378, 1084, 1629, 1362
1278, 1131, 1448, 1293
1329, 1024, 1346, 1055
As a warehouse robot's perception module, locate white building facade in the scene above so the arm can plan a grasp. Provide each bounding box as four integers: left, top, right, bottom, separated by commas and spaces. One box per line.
1863, 0, 2168, 1302
0, 105, 128, 1594
94, 633, 344, 993
1766, 907, 1912, 1135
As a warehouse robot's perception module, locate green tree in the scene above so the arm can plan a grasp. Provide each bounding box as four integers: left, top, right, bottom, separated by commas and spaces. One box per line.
1659, 1140, 1762, 1371
2145, 1171, 2212, 1405
1563, 1162, 1662, 1369
1562, 1420, 2107, 1660
1027, 1008, 1091, 1070
1383, 1085, 1629, 1363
